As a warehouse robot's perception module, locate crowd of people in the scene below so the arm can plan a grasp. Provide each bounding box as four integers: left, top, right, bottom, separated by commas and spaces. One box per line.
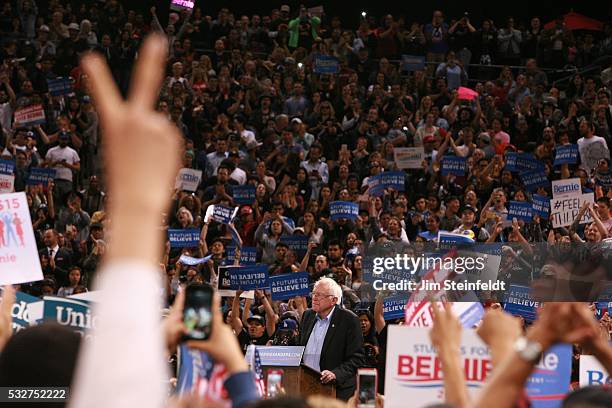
0, 1, 611, 407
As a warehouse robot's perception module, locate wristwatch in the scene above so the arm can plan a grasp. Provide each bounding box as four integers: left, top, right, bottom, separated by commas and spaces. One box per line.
514, 336, 543, 363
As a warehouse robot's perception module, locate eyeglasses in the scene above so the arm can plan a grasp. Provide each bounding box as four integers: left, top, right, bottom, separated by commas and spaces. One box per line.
312, 292, 334, 299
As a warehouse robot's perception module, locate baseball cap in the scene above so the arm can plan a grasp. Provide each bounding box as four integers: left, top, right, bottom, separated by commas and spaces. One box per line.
291, 117, 303, 124
247, 315, 265, 325
68, 23, 80, 31
38, 25, 50, 33
280, 5, 290, 12
462, 205, 476, 214
279, 319, 298, 331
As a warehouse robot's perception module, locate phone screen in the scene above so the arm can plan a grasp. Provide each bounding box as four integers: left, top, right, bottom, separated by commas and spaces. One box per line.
183, 284, 213, 341
266, 369, 283, 398
358, 370, 377, 408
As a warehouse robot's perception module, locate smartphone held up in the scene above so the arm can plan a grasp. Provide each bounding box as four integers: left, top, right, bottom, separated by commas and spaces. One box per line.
182, 283, 214, 341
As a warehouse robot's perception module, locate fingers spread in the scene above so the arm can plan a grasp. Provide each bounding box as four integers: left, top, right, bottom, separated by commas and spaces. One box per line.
80, 53, 123, 121
129, 34, 168, 110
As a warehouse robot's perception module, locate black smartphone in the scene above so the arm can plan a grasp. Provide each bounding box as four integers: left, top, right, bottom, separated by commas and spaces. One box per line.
182, 283, 213, 341
357, 368, 377, 408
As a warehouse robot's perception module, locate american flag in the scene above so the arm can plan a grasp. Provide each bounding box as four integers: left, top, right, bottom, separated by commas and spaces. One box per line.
253, 347, 266, 397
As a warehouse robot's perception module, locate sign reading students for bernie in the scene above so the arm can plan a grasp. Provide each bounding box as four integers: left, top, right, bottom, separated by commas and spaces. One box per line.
270, 272, 310, 301
232, 185, 256, 205
330, 201, 359, 221
441, 156, 467, 176
508, 201, 533, 223
393, 147, 425, 169
228, 265, 269, 290
521, 170, 549, 191
532, 194, 550, 219
525, 344, 572, 408
168, 228, 200, 248
368, 171, 406, 196
27, 168, 56, 186
553, 144, 579, 166
0, 192, 44, 285
313, 54, 339, 74
503, 284, 540, 322
175, 168, 202, 192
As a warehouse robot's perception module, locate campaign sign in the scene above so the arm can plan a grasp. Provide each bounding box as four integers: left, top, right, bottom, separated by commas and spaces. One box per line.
232, 185, 256, 205
525, 344, 572, 408
520, 170, 549, 192
14, 104, 46, 126
313, 54, 339, 74
0, 160, 15, 175
47, 78, 72, 96
438, 231, 475, 251
0, 192, 44, 285
401, 55, 426, 72
551, 178, 581, 198
384, 326, 493, 407
508, 201, 533, 223
6, 290, 39, 332
503, 284, 539, 322
0, 173, 15, 194
579, 355, 611, 386
505, 153, 544, 173
404, 301, 485, 329
270, 272, 309, 301
441, 156, 467, 176
246, 346, 305, 367
168, 228, 200, 248
368, 171, 406, 196
179, 254, 212, 266
394, 147, 425, 169
553, 145, 578, 166
177, 344, 231, 403
549, 192, 594, 228
42, 296, 95, 336
383, 294, 409, 320
175, 168, 202, 192
330, 201, 359, 221
170, 0, 195, 11
226, 245, 257, 265
228, 265, 269, 290
532, 194, 550, 219
27, 168, 56, 186
280, 235, 309, 258
204, 204, 238, 225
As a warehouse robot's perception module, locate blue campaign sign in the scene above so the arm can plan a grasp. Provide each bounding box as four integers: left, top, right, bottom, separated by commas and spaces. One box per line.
503, 284, 540, 322
508, 201, 534, 223
526, 343, 572, 408
27, 168, 56, 186
368, 171, 406, 196
280, 235, 310, 258
505, 153, 545, 173
0, 160, 15, 175
313, 54, 339, 74
438, 231, 475, 251
42, 296, 94, 335
9, 291, 39, 332
441, 156, 467, 176
532, 194, 550, 219
401, 55, 426, 72
553, 144, 579, 166
330, 201, 359, 221
270, 272, 310, 301
521, 170, 549, 192
226, 245, 257, 265
168, 228, 200, 248
383, 294, 409, 320
179, 254, 212, 266
206, 204, 238, 225
228, 265, 269, 290
232, 185, 256, 205
46, 77, 72, 96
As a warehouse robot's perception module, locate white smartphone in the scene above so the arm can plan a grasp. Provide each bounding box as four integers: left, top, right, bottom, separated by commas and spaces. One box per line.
357, 368, 377, 408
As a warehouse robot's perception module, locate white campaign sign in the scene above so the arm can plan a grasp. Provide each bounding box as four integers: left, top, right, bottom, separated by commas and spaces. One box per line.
394, 147, 425, 169
0, 192, 43, 284
579, 355, 610, 386
551, 178, 581, 198
384, 326, 493, 407
0, 173, 15, 193
549, 192, 594, 228
175, 168, 203, 192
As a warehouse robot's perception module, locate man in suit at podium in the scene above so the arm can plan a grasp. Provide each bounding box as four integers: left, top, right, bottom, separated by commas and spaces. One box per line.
299, 277, 364, 400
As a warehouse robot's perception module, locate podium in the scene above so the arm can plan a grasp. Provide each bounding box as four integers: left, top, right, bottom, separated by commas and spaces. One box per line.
247, 346, 335, 398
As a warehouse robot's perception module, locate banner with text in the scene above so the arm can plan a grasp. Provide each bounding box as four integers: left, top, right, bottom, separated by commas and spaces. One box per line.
270, 272, 310, 301
168, 228, 200, 248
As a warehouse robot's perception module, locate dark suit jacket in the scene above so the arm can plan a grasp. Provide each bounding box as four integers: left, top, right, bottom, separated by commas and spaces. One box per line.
299, 305, 364, 400
39, 247, 72, 287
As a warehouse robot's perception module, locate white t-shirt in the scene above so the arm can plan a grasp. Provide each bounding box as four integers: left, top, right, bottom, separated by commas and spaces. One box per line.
577, 135, 609, 173
45, 145, 80, 182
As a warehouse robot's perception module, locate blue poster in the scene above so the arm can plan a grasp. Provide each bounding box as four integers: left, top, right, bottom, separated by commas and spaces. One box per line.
10, 291, 39, 332
383, 294, 409, 320
401, 55, 426, 72
329, 201, 359, 221
207, 205, 238, 225
438, 231, 475, 251
508, 201, 533, 223
168, 228, 200, 248
503, 284, 540, 322
226, 246, 257, 265
46, 78, 72, 96
525, 344, 572, 408
521, 170, 549, 192
532, 194, 550, 219
313, 54, 339, 74
269, 272, 310, 301
232, 185, 256, 205
280, 235, 309, 258
505, 153, 544, 173
368, 171, 406, 196
441, 156, 467, 176
179, 254, 212, 266
0, 160, 15, 175
27, 168, 56, 186
228, 265, 269, 290
42, 296, 93, 334
553, 145, 579, 166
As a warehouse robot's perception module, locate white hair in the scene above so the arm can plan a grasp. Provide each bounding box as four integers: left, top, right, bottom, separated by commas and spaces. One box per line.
315, 277, 342, 305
